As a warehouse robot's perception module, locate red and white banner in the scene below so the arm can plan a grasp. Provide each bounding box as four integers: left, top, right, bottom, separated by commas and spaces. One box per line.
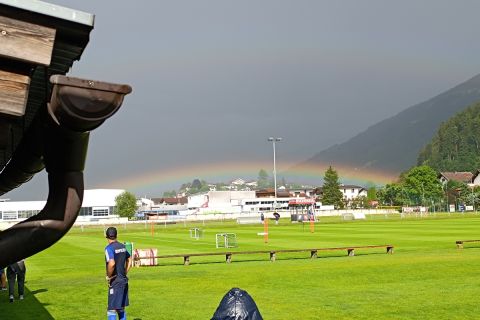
288, 199, 315, 205
133, 248, 158, 266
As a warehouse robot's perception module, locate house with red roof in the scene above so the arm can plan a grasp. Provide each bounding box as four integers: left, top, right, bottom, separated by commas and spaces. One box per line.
438, 172, 474, 185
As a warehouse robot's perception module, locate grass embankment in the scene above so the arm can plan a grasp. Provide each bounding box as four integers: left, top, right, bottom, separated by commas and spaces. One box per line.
1, 213, 479, 319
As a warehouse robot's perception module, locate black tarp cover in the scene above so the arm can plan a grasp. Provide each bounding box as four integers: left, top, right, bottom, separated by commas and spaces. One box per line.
211, 288, 263, 320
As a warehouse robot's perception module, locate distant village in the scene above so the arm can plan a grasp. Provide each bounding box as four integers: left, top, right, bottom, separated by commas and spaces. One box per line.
139, 179, 368, 217
1, 169, 478, 223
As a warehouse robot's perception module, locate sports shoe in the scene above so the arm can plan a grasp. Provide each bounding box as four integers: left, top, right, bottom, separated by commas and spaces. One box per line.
19, 295, 24, 300
9, 295, 13, 303
0, 287, 6, 291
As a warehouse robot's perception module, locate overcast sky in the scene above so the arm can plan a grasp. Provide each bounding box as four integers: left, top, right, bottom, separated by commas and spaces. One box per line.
5, 0, 480, 200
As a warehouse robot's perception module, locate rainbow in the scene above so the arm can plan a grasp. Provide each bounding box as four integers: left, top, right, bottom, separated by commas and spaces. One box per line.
95, 160, 399, 196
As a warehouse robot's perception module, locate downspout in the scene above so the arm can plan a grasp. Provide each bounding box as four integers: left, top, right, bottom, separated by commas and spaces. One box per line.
0, 75, 131, 268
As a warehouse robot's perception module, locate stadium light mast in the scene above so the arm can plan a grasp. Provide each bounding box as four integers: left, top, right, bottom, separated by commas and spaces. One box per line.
268, 137, 282, 210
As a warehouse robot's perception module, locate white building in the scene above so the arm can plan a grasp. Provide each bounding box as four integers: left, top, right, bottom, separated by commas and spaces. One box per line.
340, 185, 367, 201
0, 200, 45, 221
184, 190, 317, 214
187, 190, 256, 214
245, 181, 258, 188
0, 189, 125, 222
473, 170, 480, 186
230, 178, 246, 186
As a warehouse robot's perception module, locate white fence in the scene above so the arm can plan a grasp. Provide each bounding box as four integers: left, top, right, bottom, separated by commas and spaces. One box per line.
0, 209, 400, 230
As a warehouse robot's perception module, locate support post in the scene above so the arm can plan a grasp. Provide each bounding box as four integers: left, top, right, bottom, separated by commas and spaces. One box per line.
264, 218, 269, 243
270, 251, 276, 262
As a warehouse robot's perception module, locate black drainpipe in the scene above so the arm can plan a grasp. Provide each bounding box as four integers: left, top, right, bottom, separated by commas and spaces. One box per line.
0, 75, 131, 268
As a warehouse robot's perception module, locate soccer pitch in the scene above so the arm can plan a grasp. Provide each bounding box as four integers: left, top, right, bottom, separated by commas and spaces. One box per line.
1, 214, 480, 319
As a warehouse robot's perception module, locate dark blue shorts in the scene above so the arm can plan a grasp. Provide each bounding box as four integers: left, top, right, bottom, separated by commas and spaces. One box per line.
108, 282, 129, 310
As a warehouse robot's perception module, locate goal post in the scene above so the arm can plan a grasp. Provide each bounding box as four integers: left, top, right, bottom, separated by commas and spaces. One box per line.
190, 228, 203, 240
216, 233, 237, 248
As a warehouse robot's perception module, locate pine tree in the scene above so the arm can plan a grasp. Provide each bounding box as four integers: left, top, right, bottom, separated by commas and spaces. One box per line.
322, 166, 344, 209
257, 169, 270, 189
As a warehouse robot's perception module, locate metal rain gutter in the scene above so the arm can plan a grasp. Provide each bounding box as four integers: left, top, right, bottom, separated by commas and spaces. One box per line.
0, 75, 131, 268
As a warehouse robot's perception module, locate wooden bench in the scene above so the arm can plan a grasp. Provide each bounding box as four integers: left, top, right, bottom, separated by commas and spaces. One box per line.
456, 240, 480, 249
135, 244, 394, 266
268, 245, 393, 261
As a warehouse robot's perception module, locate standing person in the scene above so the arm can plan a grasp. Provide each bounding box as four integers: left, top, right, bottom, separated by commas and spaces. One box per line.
7, 260, 26, 303
105, 227, 131, 320
273, 212, 280, 224
0, 267, 7, 291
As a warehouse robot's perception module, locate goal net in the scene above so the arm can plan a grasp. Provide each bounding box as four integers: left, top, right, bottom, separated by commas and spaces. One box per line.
216, 233, 237, 248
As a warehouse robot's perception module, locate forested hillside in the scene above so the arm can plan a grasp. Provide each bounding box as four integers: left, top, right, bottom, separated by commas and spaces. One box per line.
293, 74, 480, 176
417, 102, 480, 171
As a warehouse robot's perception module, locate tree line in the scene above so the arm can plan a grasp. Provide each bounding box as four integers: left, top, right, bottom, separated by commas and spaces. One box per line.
418, 101, 480, 172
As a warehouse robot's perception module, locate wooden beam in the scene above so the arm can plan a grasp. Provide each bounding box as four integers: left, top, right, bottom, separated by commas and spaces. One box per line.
0, 68, 31, 117
0, 15, 55, 66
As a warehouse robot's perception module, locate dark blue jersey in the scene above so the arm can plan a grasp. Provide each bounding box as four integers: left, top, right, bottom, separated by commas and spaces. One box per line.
105, 241, 130, 285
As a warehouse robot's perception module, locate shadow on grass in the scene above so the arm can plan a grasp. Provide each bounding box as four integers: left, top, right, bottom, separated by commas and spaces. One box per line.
0, 287, 54, 320
460, 245, 480, 250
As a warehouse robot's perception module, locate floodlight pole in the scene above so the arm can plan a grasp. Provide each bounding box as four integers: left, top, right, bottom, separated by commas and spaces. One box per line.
268, 137, 282, 211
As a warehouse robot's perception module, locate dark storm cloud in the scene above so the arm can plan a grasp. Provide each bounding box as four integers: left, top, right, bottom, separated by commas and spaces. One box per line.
5, 0, 480, 199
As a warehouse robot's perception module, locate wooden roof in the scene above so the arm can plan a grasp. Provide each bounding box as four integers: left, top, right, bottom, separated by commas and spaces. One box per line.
0, 1, 93, 169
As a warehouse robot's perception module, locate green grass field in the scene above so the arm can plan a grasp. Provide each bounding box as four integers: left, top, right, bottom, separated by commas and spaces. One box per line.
1, 213, 480, 319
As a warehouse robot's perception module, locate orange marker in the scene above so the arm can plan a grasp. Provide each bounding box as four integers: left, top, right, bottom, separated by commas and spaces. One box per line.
264, 218, 269, 243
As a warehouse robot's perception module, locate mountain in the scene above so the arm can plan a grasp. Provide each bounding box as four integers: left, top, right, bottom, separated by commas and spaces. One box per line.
295, 74, 480, 179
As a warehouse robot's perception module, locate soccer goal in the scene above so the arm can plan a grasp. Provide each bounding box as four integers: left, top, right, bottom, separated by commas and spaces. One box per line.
216, 233, 237, 248
190, 228, 204, 240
